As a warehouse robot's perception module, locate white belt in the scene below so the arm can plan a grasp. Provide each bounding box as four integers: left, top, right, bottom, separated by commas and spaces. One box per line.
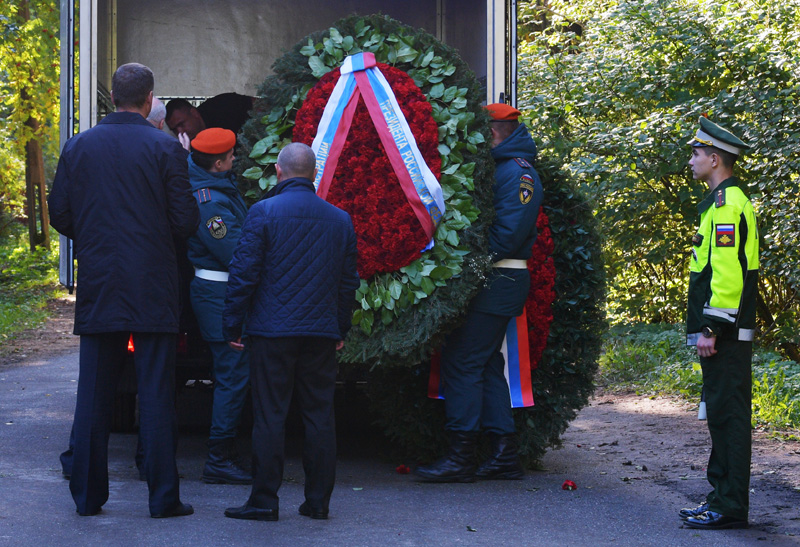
492, 259, 528, 269
194, 268, 229, 282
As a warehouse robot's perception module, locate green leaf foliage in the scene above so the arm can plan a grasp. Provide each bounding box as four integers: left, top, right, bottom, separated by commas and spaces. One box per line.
0, 0, 61, 221
518, 0, 800, 351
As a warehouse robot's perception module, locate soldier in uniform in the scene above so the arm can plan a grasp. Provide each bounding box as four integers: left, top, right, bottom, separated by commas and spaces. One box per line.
680, 116, 759, 530
186, 128, 252, 485
415, 103, 543, 483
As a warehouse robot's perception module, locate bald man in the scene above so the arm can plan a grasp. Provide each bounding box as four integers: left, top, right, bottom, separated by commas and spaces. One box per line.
221, 143, 359, 522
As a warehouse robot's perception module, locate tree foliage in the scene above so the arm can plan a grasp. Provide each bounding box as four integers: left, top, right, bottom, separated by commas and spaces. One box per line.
519, 0, 800, 355
0, 0, 60, 242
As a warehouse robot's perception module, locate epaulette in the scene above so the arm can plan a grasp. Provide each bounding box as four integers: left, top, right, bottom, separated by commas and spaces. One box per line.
195, 188, 213, 204
513, 157, 532, 169
714, 187, 726, 208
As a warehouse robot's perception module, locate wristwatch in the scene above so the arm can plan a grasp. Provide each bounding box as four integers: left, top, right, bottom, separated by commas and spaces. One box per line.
701, 326, 716, 338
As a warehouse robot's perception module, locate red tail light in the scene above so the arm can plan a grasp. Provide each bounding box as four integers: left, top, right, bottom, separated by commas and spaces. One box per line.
177, 333, 189, 354
127, 334, 134, 353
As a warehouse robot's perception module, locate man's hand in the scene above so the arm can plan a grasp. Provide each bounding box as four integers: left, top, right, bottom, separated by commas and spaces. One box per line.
336, 340, 344, 351
697, 335, 717, 358
178, 132, 191, 151
228, 338, 245, 352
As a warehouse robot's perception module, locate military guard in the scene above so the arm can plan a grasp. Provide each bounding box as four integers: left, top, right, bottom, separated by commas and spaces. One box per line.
187, 128, 252, 484
680, 116, 759, 530
415, 103, 543, 483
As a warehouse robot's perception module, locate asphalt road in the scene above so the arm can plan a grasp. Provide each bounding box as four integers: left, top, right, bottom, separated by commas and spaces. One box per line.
0, 351, 795, 546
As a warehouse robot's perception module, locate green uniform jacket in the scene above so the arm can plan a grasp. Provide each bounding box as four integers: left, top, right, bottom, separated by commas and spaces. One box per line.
686, 177, 759, 345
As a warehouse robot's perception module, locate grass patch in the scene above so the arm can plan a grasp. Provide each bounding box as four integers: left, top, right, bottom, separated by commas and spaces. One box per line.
0, 226, 63, 340
599, 322, 800, 435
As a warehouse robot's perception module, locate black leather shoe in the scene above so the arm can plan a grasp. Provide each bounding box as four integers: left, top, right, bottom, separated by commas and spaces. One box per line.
414, 431, 478, 483
685, 510, 748, 530
299, 501, 328, 520
224, 504, 278, 521
475, 434, 524, 480
679, 501, 708, 520
202, 438, 253, 485
151, 502, 194, 519
76, 507, 102, 516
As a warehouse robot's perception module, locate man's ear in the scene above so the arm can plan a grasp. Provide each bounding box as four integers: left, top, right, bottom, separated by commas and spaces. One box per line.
275, 164, 284, 182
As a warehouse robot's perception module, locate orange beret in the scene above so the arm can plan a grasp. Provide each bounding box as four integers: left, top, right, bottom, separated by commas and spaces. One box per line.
485, 103, 521, 121
191, 128, 236, 154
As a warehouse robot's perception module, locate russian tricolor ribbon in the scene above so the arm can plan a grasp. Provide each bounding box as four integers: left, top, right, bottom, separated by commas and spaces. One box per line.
310, 52, 444, 240
427, 310, 535, 408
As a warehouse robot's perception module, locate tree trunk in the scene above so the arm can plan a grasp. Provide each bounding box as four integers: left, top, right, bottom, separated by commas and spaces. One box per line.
24, 119, 50, 251
757, 290, 800, 363
19, 0, 50, 251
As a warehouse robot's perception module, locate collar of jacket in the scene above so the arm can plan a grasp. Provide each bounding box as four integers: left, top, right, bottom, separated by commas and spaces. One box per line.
188, 155, 238, 194
698, 176, 738, 214
491, 123, 538, 164
97, 111, 152, 127
266, 177, 315, 198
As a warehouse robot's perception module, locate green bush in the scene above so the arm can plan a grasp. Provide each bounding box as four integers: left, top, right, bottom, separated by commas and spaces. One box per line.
0, 226, 61, 339
519, 0, 800, 350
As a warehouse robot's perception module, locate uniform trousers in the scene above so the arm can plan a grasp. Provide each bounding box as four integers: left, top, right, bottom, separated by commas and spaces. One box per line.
207, 342, 250, 440
440, 309, 515, 435
247, 336, 337, 512
700, 338, 752, 520
69, 332, 181, 516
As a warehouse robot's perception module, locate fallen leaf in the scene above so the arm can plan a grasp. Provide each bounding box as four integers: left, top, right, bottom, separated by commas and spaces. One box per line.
353, 487, 363, 491
466, 526, 477, 532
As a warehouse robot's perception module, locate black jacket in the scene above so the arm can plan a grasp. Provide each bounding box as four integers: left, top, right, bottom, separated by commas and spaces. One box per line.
48, 111, 199, 334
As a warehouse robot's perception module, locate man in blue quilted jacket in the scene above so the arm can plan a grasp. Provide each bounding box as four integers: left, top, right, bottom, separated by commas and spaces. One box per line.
222, 142, 359, 522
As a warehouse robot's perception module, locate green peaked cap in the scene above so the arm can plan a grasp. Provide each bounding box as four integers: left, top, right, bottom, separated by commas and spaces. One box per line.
688, 116, 750, 155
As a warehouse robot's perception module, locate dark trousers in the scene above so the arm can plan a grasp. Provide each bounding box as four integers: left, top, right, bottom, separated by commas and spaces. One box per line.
69, 332, 181, 515
208, 342, 250, 440
701, 338, 752, 520
247, 336, 337, 512
440, 309, 515, 435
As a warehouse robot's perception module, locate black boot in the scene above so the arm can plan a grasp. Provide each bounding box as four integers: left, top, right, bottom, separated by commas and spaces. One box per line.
414, 431, 478, 483
201, 438, 253, 485
475, 433, 524, 480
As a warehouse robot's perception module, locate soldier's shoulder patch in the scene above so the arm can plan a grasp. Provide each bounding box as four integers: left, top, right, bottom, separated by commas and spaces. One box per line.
514, 157, 532, 168
715, 223, 735, 247
519, 176, 535, 205
714, 187, 726, 208
692, 233, 704, 246
206, 215, 227, 239
195, 188, 213, 204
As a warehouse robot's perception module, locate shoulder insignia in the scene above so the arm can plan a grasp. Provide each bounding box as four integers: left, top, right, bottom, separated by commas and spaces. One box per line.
714, 188, 726, 207
196, 188, 212, 204
519, 176, 535, 205
514, 157, 532, 168
715, 224, 735, 247
206, 216, 227, 239
692, 233, 703, 246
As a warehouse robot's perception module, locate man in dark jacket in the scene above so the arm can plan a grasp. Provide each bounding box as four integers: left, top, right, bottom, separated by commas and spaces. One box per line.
222, 142, 359, 522
48, 63, 199, 518
415, 103, 543, 483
